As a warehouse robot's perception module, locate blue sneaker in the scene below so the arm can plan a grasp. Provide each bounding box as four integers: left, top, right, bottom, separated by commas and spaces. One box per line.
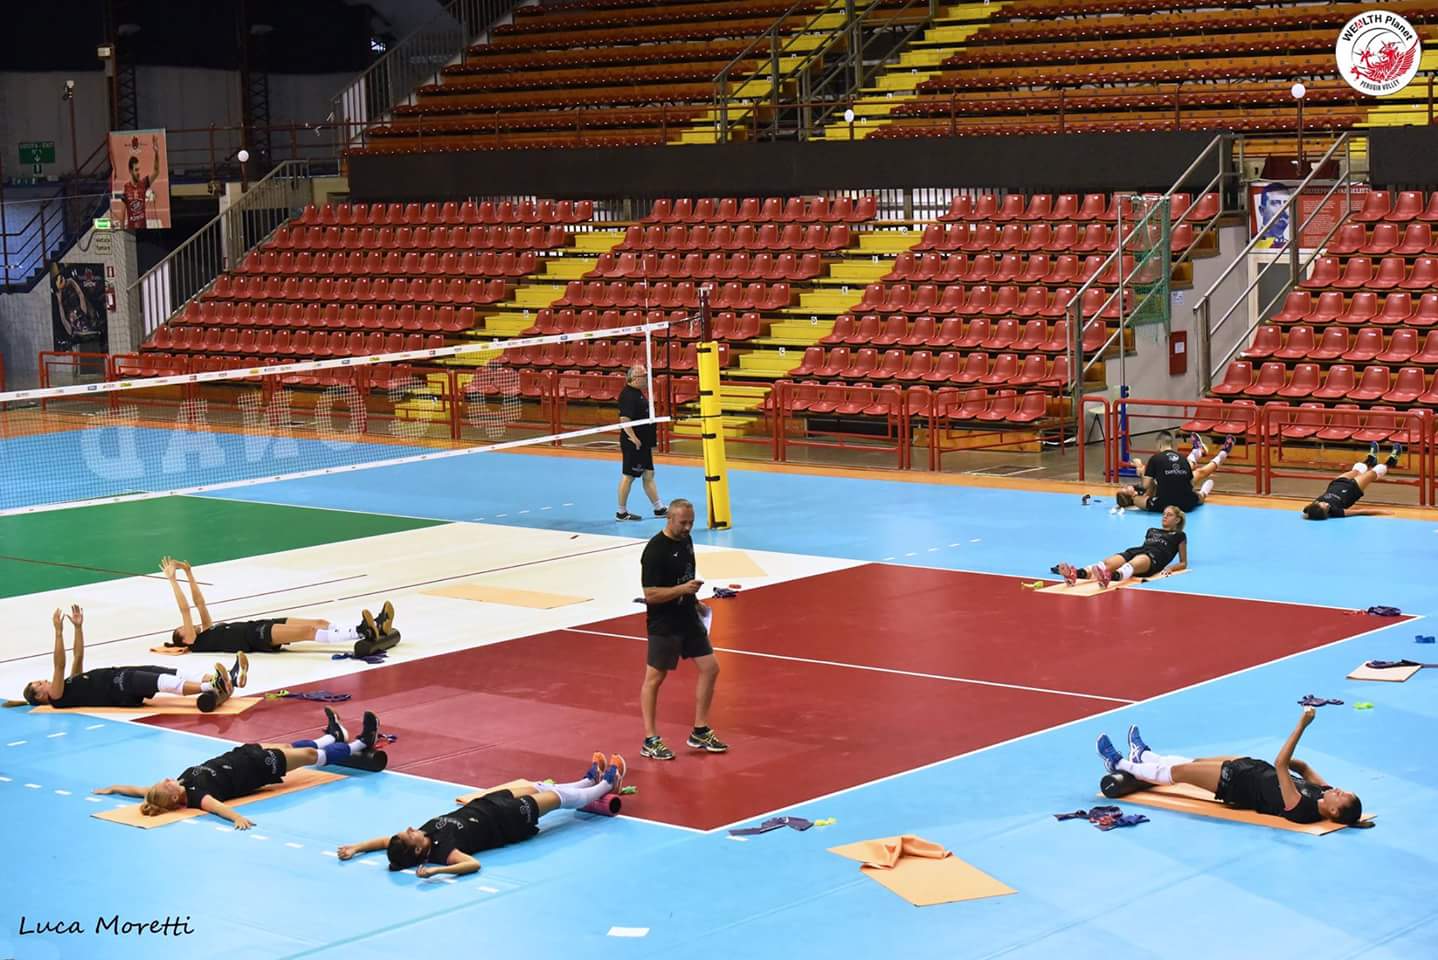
1127, 724, 1151, 763
585, 751, 606, 783
1389, 442, 1404, 467
1096, 734, 1123, 774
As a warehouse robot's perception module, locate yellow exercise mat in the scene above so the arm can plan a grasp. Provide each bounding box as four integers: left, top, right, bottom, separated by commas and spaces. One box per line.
1035, 568, 1187, 596
93, 767, 344, 829
422, 583, 591, 609
31, 696, 261, 718
829, 835, 1016, 907
1109, 782, 1373, 834
455, 778, 531, 804
696, 550, 767, 580
1347, 662, 1423, 682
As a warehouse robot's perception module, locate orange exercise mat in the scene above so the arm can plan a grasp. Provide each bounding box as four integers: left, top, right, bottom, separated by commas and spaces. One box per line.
828, 835, 1016, 907
93, 767, 344, 829
31, 696, 260, 718
1347, 662, 1423, 682
1036, 568, 1187, 596
1109, 782, 1374, 834
422, 584, 590, 609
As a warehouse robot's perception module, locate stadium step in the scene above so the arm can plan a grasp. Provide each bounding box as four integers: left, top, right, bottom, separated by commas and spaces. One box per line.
857, 231, 919, 254
572, 231, 625, 254
541, 257, 599, 280
511, 284, 567, 308
823, 261, 893, 284
670, 413, 756, 439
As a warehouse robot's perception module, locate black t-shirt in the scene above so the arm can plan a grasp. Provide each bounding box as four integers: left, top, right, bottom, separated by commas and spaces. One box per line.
51, 668, 144, 709
1138, 527, 1186, 570
641, 530, 702, 637
1219, 757, 1329, 823
422, 801, 506, 863
192, 620, 279, 653
1317, 477, 1363, 518
1144, 450, 1197, 509
178, 744, 284, 809
618, 385, 655, 448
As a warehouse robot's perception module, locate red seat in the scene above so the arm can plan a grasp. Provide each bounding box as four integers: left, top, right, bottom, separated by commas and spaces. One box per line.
1332, 258, 1375, 290
1180, 399, 1223, 433
1376, 292, 1414, 327
1369, 257, 1407, 291
1275, 363, 1320, 399
1354, 406, 1400, 443
923, 351, 962, 384
1342, 327, 1385, 363
953, 352, 989, 384
892, 350, 931, 382
1279, 403, 1327, 440
1211, 360, 1254, 396
1241, 325, 1282, 359
1347, 365, 1392, 401
1010, 355, 1050, 386
1353, 191, 1392, 224
1382, 367, 1426, 404
1272, 291, 1313, 324
1385, 191, 1425, 223
899, 316, 936, 348
1338, 292, 1378, 326
1360, 224, 1400, 256
1212, 400, 1256, 436
1300, 257, 1340, 289
1244, 361, 1287, 397
1327, 223, 1366, 256
1274, 325, 1316, 360
1314, 403, 1360, 441
1311, 291, 1347, 325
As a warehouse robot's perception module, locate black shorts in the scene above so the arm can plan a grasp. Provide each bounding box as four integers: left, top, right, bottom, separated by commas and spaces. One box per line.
1214, 757, 1267, 810
1118, 548, 1169, 573
114, 667, 177, 701
192, 619, 288, 653
622, 441, 654, 477
646, 629, 713, 671
465, 790, 541, 848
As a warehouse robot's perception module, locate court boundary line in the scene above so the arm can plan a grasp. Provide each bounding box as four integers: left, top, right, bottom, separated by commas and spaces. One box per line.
703, 614, 1421, 833
565, 627, 1137, 705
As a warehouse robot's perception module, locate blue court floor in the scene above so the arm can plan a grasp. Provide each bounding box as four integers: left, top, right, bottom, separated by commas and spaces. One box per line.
3, 450, 1435, 960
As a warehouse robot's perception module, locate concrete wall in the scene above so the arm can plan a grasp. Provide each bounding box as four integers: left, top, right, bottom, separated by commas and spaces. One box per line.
0, 226, 140, 391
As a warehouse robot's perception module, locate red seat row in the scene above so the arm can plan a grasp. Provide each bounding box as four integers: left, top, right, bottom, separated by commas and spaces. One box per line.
146, 327, 447, 359
789, 346, 1070, 386
851, 283, 1131, 320
938, 191, 1217, 225
1244, 325, 1438, 364
1212, 361, 1438, 405
1327, 222, 1438, 258
915, 221, 1180, 255
1273, 290, 1438, 327
823, 314, 1107, 353
587, 251, 822, 281
885, 251, 1159, 285
1185, 400, 1428, 442
553, 373, 699, 405
765, 381, 1048, 424
268, 224, 566, 254
297, 199, 593, 227
618, 223, 853, 253
1350, 190, 1438, 226
206, 275, 511, 305
1301, 256, 1438, 291
178, 301, 477, 333
643, 196, 876, 224
554, 280, 791, 310
521, 307, 761, 341
503, 340, 730, 371
119, 353, 419, 390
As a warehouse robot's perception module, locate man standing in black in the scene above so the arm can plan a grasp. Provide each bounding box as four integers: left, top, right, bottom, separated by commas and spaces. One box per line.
616, 364, 668, 521
639, 499, 727, 760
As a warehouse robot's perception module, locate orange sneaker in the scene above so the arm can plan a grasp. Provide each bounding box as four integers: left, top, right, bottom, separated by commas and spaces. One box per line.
605, 753, 627, 791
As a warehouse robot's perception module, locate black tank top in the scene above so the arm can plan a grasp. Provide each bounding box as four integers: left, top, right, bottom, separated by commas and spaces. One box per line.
191, 620, 277, 653
51, 669, 145, 709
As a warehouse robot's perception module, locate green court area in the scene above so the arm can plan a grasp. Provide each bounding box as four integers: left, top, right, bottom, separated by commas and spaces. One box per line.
0, 496, 444, 598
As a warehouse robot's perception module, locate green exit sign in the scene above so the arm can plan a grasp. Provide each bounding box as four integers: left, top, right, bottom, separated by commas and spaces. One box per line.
19, 141, 56, 165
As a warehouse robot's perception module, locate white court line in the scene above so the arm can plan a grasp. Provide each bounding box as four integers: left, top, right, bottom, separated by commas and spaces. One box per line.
8, 740, 27, 747
565, 628, 1135, 705
85, 724, 105, 730
54, 789, 71, 796
286, 842, 304, 849
706, 615, 1417, 833
477, 885, 499, 893
0, 775, 10, 782
24, 783, 41, 789
47, 731, 65, 738
85, 796, 102, 803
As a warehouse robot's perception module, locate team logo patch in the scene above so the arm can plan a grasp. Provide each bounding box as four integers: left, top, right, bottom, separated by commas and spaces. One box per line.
1336, 11, 1422, 96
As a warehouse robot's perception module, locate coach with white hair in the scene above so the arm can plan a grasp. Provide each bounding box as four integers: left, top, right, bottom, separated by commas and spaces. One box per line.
616, 364, 667, 521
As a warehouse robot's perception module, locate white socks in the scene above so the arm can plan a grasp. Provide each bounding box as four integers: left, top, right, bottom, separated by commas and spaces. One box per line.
1117, 751, 1194, 785
544, 778, 614, 809
1373, 463, 1388, 478
1199, 478, 1214, 497
315, 626, 361, 644
1115, 562, 1135, 582
1211, 449, 1229, 467
156, 674, 210, 695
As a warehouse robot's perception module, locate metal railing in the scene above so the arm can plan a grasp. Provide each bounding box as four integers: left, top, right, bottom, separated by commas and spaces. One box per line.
0, 138, 112, 289
328, 0, 520, 154
1192, 133, 1357, 394
129, 161, 313, 337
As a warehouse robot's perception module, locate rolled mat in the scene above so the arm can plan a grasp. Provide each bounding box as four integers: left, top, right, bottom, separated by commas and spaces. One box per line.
580, 793, 622, 816
1100, 771, 1151, 798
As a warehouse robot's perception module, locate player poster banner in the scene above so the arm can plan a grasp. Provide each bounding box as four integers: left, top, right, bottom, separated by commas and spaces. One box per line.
1248, 182, 1370, 251
50, 262, 108, 353
108, 129, 171, 230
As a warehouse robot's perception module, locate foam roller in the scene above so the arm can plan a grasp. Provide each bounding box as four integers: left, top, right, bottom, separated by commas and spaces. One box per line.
337, 748, 388, 772
1099, 771, 1152, 798
580, 793, 622, 816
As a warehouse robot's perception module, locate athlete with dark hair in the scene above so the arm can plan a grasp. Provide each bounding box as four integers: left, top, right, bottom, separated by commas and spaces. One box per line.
1096, 707, 1364, 827
160, 556, 396, 656
1116, 432, 1233, 511
337, 753, 626, 877
1054, 504, 1188, 588
1302, 442, 1403, 520
95, 707, 380, 829
13, 605, 243, 712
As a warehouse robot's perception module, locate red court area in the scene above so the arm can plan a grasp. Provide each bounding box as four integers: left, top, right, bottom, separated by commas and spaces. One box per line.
148, 565, 1368, 830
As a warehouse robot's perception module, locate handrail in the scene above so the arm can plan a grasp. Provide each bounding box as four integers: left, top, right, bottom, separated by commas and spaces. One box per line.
1191, 132, 1353, 391
127, 161, 312, 337
328, 0, 520, 154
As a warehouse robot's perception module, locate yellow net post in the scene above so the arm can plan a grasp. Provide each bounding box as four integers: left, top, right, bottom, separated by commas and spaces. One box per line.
696, 338, 732, 530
